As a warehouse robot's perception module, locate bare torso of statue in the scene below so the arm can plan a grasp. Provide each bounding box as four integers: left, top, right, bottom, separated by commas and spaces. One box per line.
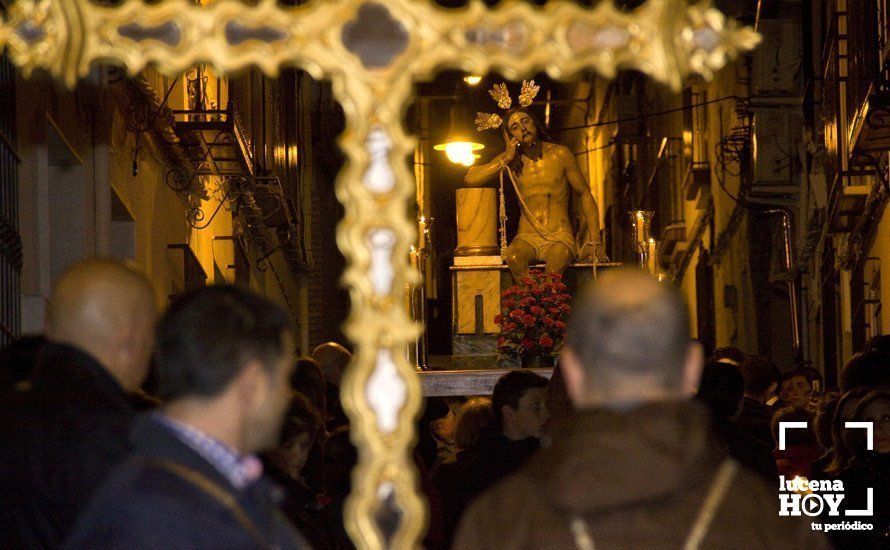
465, 109, 608, 282
514, 142, 573, 234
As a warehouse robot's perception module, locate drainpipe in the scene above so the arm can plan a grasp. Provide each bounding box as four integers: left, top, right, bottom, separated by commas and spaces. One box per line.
761, 209, 802, 361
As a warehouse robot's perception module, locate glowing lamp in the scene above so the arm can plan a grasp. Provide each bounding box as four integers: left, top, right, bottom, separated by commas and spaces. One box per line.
435, 142, 484, 166
463, 75, 482, 86
434, 103, 484, 166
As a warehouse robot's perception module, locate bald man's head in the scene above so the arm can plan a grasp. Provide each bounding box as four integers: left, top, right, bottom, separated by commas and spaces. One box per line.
562, 268, 699, 406
311, 342, 351, 387
47, 259, 155, 392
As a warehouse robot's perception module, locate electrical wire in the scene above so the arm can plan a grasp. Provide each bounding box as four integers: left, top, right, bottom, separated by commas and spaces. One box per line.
554, 95, 743, 132
574, 139, 616, 156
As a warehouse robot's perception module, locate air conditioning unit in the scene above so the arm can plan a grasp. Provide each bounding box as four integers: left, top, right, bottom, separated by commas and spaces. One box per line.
752, 19, 803, 100
749, 107, 803, 205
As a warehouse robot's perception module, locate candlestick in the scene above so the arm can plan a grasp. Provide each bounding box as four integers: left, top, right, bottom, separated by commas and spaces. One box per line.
628, 210, 655, 246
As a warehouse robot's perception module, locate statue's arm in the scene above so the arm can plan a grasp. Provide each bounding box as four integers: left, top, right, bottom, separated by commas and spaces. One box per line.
561, 146, 602, 244
464, 153, 509, 186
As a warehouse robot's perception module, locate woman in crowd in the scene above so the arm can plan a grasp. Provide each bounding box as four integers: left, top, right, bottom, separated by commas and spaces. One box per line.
820, 387, 871, 478
433, 397, 494, 550
824, 389, 890, 549
264, 392, 332, 550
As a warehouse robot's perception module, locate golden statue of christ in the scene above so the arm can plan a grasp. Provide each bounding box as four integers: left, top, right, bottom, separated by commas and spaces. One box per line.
464, 82, 608, 282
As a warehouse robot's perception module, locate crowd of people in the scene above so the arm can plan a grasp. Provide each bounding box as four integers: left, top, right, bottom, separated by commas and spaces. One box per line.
0, 259, 887, 548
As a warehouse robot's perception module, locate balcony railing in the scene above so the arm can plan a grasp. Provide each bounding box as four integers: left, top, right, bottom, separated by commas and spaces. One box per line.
172, 101, 254, 178
846, 0, 890, 162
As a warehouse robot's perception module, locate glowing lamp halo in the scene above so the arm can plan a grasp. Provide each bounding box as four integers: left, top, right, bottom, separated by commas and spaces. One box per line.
434, 140, 484, 166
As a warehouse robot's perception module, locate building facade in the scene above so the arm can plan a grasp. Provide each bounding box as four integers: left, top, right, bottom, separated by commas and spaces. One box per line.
8, 59, 348, 354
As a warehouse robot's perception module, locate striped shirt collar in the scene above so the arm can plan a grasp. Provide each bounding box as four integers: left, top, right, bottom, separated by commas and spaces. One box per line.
152, 413, 263, 490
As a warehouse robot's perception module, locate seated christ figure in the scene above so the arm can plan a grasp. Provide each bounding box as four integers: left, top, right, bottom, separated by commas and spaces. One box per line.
464, 81, 609, 283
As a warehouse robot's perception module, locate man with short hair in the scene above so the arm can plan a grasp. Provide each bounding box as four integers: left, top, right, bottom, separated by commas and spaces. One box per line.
0, 259, 156, 548
780, 369, 814, 409
712, 346, 748, 367
311, 341, 351, 429
696, 361, 777, 482
491, 370, 550, 443
455, 268, 826, 549
66, 285, 307, 549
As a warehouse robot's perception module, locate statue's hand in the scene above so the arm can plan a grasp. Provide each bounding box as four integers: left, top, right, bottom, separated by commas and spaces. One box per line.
503, 137, 519, 163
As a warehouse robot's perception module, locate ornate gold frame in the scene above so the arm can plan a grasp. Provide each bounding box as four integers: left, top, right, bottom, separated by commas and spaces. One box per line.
1, 0, 758, 547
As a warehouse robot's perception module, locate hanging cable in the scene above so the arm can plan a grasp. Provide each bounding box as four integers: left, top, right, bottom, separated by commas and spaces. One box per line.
554, 95, 743, 132
574, 139, 616, 156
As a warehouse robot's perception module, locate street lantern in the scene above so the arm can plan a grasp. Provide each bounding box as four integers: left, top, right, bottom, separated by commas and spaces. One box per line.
434, 103, 484, 166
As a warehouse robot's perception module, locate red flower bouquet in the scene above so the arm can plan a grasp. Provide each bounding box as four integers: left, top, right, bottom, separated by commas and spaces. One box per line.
494, 272, 571, 360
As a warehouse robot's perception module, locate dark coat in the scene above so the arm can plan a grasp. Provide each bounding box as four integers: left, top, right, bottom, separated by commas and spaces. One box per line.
824, 452, 890, 549
433, 449, 480, 549
65, 415, 308, 549
711, 414, 778, 482
0, 343, 135, 549
455, 401, 829, 550
737, 396, 775, 448
460, 431, 540, 502
263, 459, 334, 550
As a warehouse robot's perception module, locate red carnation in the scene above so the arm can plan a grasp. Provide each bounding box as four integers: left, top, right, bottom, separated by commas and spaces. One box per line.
521, 315, 535, 327
539, 335, 554, 348
521, 337, 535, 350
530, 305, 544, 315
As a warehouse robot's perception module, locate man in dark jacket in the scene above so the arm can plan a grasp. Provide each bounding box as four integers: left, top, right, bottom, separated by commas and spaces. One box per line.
455, 268, 827, 549
449, 370, 549, 532
0, 259, 156, 549
66, 285, 307, 549
737, 354, 779, 447
696, 360, 778, 482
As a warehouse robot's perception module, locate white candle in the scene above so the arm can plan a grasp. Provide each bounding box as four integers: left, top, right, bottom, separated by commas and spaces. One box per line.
417, 217, 427, 250
635, 212, 646, 243
647, 239, 658, 274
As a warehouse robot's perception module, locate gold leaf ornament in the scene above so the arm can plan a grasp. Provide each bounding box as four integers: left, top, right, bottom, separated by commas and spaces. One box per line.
518, 79, 539, 107
475, 112, 503, 131
489, 82, 512, 109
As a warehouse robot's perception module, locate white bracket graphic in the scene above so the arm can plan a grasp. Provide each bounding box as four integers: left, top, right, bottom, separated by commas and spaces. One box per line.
778, 421, 808, 451
779, 421, 874, 517
844, 421, 874, 516
845, 421, 874, 451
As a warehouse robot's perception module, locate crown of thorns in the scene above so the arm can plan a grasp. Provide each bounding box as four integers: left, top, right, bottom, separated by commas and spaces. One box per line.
474, 80, 541, 132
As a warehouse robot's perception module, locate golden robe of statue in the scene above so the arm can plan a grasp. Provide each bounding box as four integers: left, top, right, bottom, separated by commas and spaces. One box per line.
464, 108, 609, 282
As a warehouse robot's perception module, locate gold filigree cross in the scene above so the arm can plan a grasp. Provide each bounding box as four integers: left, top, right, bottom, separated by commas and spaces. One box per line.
0, 0, 759, 547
